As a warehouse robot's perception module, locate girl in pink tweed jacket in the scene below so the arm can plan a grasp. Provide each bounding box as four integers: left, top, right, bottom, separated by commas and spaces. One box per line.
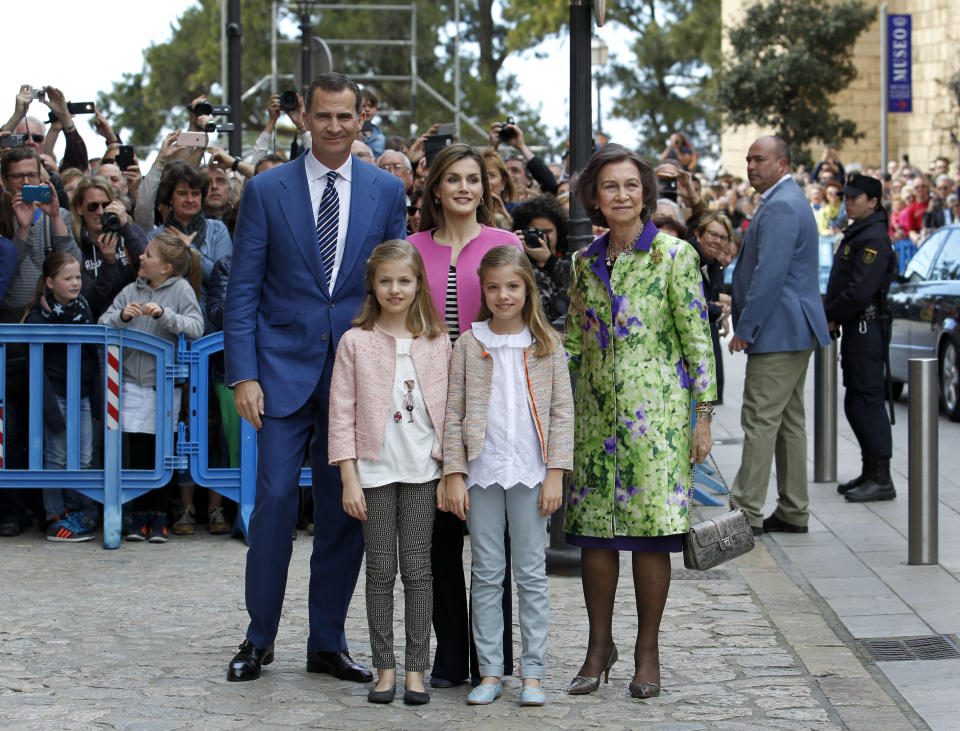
328, 240, 450, 706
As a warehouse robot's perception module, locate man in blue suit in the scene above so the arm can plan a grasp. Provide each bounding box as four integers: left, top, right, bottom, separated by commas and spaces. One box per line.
223, 72, 406, 681
729, 136, 831, 534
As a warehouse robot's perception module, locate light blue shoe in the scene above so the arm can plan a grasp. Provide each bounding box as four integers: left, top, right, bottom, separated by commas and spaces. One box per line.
520, 684, 546, 706
466, 681, 502, 705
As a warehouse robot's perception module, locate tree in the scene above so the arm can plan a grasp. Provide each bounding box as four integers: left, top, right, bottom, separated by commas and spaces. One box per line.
97, 0, 550, 152
718, 0, 877, 160
501, 0, 722, 159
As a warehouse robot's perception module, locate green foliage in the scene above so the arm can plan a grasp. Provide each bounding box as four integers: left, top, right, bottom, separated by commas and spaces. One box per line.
718, 0, 877, 156
97, 0, 552, 152
98, 0, 275, 149
607, 0, 721, 159
501, 0, 722, 159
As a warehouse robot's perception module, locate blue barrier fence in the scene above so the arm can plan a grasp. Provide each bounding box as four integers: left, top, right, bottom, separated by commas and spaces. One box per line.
0, 325, 268, 549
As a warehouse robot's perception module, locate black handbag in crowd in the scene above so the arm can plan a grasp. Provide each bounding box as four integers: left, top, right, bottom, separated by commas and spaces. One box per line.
682, 455, 755, 570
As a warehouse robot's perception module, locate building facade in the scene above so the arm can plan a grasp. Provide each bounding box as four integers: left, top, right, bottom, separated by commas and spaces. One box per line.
721, 0, 959, 177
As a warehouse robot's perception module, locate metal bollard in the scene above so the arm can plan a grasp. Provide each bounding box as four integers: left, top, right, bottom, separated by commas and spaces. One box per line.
814, 340, 838, 482
908, 358, 938, 565
546, 370, 581, 575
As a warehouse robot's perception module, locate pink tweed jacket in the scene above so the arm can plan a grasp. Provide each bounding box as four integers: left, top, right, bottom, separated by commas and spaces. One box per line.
443, 328, 574, 476
328, 325, 451, 464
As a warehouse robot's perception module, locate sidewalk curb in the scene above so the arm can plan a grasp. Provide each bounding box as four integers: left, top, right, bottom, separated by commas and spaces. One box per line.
738, 541, 922, 730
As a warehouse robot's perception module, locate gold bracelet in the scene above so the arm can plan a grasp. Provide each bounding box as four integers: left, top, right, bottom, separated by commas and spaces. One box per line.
694, 402, 715, 422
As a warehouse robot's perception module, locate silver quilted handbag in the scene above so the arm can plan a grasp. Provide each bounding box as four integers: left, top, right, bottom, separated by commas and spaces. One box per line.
682, 455, 755, 570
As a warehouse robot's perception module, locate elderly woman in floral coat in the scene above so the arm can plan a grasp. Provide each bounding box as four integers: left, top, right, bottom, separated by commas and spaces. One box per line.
564, 144, 717, 699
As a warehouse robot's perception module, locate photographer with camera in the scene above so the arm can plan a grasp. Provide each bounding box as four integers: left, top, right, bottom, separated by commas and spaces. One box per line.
251, 93, 309, 169
0, 146, 80, 537
511, 195, 571, 324
487, 120, 558, 198
69, 175, 146, 319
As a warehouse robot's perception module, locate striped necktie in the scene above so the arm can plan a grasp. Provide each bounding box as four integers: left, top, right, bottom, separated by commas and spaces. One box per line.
316, 171, 339, 289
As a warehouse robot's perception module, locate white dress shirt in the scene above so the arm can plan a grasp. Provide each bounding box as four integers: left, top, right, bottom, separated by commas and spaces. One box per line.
466, 320, 546, 491
304, 151, 353, 292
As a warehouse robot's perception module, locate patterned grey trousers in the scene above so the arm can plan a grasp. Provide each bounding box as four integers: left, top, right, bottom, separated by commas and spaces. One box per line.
361, 480, 437, 671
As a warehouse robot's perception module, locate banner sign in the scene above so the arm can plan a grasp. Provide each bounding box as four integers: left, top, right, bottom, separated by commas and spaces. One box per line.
888, 14, 912, 113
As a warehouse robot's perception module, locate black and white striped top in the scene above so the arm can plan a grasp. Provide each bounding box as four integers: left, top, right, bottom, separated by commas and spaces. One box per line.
445, 265, 460, 342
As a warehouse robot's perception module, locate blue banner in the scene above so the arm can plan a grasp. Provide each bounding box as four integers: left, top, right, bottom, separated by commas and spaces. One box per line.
888, 14, 912, 113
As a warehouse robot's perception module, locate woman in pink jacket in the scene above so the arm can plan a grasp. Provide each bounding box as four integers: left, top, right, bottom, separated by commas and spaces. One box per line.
408, 143, 521, 687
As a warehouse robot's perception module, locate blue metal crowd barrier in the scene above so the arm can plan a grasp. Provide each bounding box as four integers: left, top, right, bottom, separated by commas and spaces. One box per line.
894, 239, 917, 275
175, 332, 310, 543
0, 325, 320, 548
0, 324, 178, 548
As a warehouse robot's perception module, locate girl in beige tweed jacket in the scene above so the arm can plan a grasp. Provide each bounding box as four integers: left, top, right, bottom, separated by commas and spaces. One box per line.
442, 246, 573, 707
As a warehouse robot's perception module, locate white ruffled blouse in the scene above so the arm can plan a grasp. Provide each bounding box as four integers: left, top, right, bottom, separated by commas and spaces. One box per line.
466, 320, 546, 490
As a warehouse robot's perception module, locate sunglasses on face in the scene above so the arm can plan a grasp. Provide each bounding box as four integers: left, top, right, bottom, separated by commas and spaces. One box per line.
86, 200, 108, 212
27, 134, 44, 143
407, 205, 421, 216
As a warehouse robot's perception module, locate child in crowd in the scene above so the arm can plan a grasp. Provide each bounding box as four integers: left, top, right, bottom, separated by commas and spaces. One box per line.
443, 245, 573, 707
329, 240, 450, 706
99, 233, 204, 543
24, 252, 99, 542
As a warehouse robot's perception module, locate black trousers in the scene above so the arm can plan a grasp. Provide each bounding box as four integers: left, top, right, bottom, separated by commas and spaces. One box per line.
841, 319, 892, 459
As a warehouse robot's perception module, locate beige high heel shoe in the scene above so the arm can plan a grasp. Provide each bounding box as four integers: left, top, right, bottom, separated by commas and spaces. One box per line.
567, 645, 618, 695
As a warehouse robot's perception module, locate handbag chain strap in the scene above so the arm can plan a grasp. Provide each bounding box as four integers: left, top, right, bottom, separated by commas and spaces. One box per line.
688, 454, 743, 512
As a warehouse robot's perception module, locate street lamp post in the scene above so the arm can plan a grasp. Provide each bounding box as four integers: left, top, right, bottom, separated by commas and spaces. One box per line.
546, 0, 596, 576
591, 37, 608, 137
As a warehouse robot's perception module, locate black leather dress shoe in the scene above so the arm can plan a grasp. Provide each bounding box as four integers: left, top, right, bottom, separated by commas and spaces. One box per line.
227, 639, 274, 681
762, 513, 808, 533
306, 651, 373, 682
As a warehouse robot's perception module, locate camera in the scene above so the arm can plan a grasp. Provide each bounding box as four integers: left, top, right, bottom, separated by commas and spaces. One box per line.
498, 117, 517, 143
657, 173, 678, 202
280, 90, 300, 112
191, 102, 231, 117
1, 133, 26, 148
101, 212, 123, 232
31, 87, 46, 100
22, 184, 52, 203
522, 227, 546, 248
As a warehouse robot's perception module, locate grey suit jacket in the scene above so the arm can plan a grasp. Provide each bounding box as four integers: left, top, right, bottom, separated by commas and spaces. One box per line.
732, 176, 830, 354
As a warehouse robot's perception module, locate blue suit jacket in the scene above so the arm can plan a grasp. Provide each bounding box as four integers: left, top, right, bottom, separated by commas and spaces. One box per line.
732, 177, 830, 354
223, 152, 407, 417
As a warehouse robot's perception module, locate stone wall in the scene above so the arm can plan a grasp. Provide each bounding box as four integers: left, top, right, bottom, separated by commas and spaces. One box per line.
720, 0, 959, 179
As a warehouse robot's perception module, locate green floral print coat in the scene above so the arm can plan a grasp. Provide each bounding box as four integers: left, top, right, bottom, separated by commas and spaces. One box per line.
564, 224, 718, 538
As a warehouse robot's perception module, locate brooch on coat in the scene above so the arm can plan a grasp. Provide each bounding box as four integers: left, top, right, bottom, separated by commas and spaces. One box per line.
650, 249, 663, 265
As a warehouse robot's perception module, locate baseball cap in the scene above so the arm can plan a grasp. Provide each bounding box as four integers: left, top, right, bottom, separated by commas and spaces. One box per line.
841, 173, 882, 200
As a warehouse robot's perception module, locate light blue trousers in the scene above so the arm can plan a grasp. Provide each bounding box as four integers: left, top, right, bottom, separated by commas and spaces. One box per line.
465, 483, 548, 679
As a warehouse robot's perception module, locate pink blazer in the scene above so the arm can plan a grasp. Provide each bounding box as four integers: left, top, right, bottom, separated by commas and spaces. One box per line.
328, 325, 451, 464
408, 225, 523, 336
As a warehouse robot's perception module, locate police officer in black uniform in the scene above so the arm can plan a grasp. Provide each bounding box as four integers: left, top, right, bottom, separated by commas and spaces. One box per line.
824, 173, 898, 502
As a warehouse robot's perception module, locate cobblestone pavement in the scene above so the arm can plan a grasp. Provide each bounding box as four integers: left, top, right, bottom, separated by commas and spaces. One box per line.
0, 525, 917, 730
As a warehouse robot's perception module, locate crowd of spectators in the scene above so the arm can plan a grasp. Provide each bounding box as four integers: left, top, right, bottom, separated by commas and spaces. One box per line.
1, 81, 958, 539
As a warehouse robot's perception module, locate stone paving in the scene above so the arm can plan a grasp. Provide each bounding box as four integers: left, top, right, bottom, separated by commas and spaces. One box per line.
0, 523, 916, 730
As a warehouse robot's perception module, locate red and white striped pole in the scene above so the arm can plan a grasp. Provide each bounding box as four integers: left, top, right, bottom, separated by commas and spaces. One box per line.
106, 345, 120, 430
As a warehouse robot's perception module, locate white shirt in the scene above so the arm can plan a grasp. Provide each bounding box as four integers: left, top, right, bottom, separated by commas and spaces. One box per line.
355, 338, 441, 489
304, 150, 353, 291
759, 173, 794, 203
466, 321, 546, 491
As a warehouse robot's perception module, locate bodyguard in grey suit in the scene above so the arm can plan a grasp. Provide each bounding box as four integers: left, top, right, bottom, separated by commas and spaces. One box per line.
729, 136, 830, 533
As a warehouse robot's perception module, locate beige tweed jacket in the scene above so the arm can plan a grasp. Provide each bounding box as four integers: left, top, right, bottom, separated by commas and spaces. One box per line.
443, 328, 574, 476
